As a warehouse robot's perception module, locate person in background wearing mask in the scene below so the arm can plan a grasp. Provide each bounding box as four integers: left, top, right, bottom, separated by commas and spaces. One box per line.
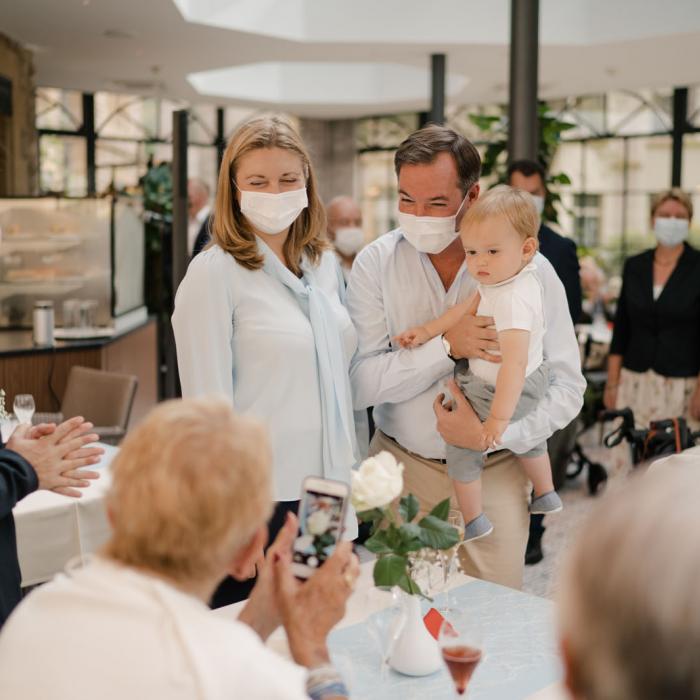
605, 188, 700, 431
326, 196, 365, 284
507, 159, 583, 566
188, 177, 213, 258
172, 117, 359, 607
347, 125, 584, 589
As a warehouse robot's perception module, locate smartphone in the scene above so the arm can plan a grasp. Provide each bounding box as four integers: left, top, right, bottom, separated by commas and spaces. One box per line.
291, 476, 349, 580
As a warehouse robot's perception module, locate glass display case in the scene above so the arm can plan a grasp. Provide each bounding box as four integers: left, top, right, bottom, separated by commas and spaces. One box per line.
0, 196, 144, 329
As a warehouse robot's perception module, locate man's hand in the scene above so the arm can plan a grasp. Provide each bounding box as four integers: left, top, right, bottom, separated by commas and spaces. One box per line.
274, 540, 359, 668
434, 379, 487, 451
7, 416, 102, 497
239, 512, 299, 641
443, 294, 499, 362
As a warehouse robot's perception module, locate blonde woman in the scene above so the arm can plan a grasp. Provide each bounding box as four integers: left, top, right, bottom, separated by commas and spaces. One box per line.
172, 117, 359, 606
557, 468, 700, 700
605, 189, 700, 431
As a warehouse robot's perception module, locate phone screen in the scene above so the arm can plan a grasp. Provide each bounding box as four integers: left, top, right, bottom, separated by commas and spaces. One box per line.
292, 489, 345, 575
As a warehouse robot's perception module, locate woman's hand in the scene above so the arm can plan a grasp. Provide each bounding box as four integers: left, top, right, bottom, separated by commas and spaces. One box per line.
690, 383, 700, 421
238, 512, 299, 641
274, 541, 359, 668
603, 382, 618, 411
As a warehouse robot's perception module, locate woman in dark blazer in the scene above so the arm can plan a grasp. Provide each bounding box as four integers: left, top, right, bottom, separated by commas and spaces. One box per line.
605, 189, 700, 430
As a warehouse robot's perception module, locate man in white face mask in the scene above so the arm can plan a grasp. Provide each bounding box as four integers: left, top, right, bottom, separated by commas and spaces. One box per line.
326, 195, 365, 284
346, 125, 585, 589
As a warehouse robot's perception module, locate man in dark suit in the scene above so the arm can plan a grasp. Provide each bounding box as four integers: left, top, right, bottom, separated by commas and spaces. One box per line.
188, 178, 212, 259
508, 159, 583, 565
0, 418, 102, 627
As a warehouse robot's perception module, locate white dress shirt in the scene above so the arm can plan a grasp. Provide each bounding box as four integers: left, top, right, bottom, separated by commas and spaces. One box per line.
346, 230, 585, 460
172, 243, 358, 504
0, 557, 308, 700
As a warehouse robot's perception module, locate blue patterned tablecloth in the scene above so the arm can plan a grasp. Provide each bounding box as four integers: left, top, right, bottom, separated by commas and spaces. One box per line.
329, 578, 562, 700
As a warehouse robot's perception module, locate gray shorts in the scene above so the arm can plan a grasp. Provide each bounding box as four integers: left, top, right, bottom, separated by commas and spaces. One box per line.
446, 360, 550, 483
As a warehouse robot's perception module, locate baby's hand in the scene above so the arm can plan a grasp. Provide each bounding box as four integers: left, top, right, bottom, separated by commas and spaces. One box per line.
482, 416, 509, 449
393, 326, 431, 348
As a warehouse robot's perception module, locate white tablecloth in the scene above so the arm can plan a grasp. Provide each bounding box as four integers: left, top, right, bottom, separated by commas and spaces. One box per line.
13, 444, 117, 587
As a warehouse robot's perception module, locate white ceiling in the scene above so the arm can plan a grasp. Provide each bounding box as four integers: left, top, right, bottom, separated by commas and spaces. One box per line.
2, 0, 700, 118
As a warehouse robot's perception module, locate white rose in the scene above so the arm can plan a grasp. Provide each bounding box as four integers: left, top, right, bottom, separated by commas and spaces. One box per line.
351, 451, 404, 512
307, 509, 332, 536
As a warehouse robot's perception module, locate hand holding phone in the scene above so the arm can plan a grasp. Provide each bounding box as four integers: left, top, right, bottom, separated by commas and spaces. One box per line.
292, 476, 349, 580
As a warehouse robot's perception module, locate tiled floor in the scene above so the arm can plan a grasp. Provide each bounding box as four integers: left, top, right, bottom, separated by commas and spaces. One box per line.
522, 428, 624, 599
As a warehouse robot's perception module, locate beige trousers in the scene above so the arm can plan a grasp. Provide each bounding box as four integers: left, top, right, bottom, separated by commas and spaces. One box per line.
369, 430, 530, 590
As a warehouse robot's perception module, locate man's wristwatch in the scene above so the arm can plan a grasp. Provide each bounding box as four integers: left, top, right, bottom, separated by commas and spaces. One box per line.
441, 333, 457, 362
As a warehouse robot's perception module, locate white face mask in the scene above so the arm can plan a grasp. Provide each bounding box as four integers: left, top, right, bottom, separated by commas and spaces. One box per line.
654, 217, 689, 247
333, 227, 365, 257
531, 194, 545, 216
238, 187, 308, 235
398, 196, 467, 254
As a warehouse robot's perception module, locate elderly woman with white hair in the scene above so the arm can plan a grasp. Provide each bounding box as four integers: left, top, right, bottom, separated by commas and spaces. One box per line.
0, 398, 358, 700
558, 468, 700, 700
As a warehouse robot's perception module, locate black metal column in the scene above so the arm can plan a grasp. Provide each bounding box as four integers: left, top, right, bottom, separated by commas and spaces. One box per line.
671, 87, 688, 188
508, 0, 539, 163
215, 106, 226, 171
82, 93, 96, 195
429, 54, 446, 126
163, 109, 189, 399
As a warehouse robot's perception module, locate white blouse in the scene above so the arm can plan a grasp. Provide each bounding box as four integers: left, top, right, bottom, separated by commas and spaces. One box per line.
172, 243, 358, 502
0, 557, 308, 700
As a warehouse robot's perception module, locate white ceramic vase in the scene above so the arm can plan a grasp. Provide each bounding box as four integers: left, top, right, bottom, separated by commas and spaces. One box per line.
388, 591, 442, 676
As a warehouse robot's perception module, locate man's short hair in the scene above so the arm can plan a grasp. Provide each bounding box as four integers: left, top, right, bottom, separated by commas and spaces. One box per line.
394, 124, 481, 195
507, 159, 547, 186
105, 398, 273, 582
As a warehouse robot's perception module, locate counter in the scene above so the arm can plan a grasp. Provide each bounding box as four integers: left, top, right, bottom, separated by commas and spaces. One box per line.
0, 317, 158, 428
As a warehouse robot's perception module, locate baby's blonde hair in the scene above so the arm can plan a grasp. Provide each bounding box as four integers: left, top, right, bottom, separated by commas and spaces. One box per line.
105, 398, 273, 583
461, 184, 539, 244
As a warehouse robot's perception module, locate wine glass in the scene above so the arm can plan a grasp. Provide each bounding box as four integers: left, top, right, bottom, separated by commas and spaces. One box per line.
13, 394, 35, 425
438, 509, 465, 612
364, 586, 406, 680
438, 611, 484, 696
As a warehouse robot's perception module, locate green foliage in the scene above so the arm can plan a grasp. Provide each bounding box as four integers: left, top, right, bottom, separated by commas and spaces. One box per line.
359, 493, 460, 597
467, 103, 575, 224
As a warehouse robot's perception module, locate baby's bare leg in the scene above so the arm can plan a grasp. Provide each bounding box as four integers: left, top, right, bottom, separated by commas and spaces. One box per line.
518, 454, 554, 498
452, 478, 483, 524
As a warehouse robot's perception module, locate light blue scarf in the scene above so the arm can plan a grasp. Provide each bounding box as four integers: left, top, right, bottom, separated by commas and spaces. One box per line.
260, 240, 359, 483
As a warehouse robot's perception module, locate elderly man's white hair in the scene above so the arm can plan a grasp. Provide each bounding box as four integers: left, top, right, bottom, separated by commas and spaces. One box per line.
557, 468, 700, 700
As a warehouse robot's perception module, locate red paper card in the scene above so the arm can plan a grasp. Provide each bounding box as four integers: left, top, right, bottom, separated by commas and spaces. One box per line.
424, 607, 455, 640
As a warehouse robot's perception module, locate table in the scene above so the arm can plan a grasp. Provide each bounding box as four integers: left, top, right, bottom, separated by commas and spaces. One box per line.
214, 562, 567, 700
12, 443, 117, 586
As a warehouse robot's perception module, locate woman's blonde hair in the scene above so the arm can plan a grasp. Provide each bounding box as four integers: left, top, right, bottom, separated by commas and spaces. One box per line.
105, 398, 273, 583
557, 469, 700, 700
460, 184, 539, 245
651, 187, 693, 220
211, 116, 328, 276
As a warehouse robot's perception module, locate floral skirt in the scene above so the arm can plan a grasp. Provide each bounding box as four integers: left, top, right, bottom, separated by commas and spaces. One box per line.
616, 368, 700, 431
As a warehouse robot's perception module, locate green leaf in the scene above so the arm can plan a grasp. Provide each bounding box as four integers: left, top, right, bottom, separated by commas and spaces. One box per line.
396, 573, 424, 597
429, 498, 451, 521
550, 173, 571, 185
356, 508, 384, 523
399, 494, 419, 523
396, 523, 424, 553
373, 555, 408, 588
364, 530, 394, 555
417, 515, 460, 550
